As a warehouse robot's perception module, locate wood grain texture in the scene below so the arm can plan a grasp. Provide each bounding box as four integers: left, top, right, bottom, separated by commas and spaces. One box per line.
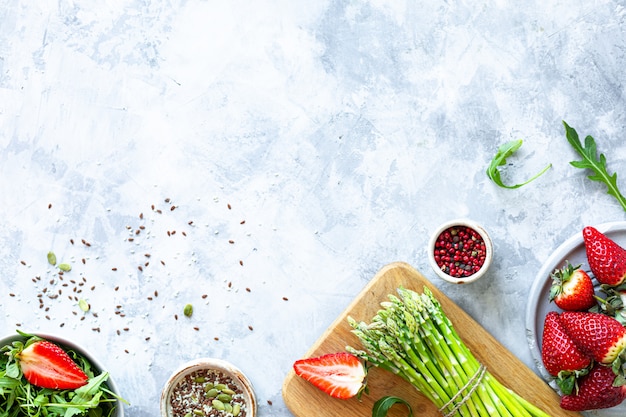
282, 262, 581, 417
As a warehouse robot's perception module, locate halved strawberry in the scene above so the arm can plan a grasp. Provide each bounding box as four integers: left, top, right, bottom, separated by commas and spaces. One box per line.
549, 263, 596, 311
560, 364, 626, 411
583, 226, 626, 286
293, 352, 366, 399
560, 311, 626, 365
541, 312, 591, 394
16, 340, 89, 389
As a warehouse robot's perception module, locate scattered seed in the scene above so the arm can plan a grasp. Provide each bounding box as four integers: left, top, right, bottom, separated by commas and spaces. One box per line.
283, 297, 289, 301
228, 240, 234, 244
139, 212, 143, 219
248, 325, 253, 331
78, 299, 90, 312
112, 267, 118, 271
245, 287, 251, 292
70, 239, 74, 245
202, 294, 208, 299
47, 252, 57, 265
48, 203, 52, 209
239, 260, 243, 266
58, 263, 72, 272
227, 203, 231, 210
183, 304, 193, 318
193, 326, 199, 331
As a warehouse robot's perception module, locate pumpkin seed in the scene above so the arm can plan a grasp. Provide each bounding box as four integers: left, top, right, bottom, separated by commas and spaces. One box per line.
212, 399, 225, 410
194, 376, 205, 383
224, 403, 233, 413
204, 382, 215, 391
214, 383, 227, 390
217, 393, 232, 402
221, 388, 236, 395
47, 251, 57, 266
192, 410, 203, 416
78, 299, 90, 312
58, 263, 72, 272
205, 388, 219, 398
232, 404, 241, 416
183, 303, 193, 317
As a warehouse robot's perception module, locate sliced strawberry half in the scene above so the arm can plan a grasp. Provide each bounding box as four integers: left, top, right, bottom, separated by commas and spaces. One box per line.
17, 340, 89, 389
293, 352, 366, 399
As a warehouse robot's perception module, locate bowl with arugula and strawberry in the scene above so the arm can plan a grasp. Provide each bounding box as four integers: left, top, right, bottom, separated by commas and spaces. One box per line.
0, 330, 126, 417
527, 223, 626, 415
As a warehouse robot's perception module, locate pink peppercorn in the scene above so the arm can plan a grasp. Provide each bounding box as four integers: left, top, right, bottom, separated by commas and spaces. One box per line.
433, 225, 486, 278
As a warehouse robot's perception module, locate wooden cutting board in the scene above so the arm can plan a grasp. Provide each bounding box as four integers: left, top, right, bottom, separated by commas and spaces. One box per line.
282, 262, 581, 417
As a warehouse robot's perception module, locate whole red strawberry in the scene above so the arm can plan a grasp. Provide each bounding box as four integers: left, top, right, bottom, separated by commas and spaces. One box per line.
541, 312, 591, 394
560, 364, 626, 411
583, 226, 626, 286
560, 311, 626, 365
549, 263, 596, 311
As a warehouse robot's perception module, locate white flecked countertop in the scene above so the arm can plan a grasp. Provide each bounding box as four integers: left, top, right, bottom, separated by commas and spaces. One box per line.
2, 1, 626, 416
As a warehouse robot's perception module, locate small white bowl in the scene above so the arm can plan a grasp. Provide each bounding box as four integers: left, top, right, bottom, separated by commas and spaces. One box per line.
428, 219, 493, 284
0, 332, 124, 417
160, 358, 257, 417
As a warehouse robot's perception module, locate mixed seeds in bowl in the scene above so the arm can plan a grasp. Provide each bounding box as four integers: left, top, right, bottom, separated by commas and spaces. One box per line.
161, 358, 256, 417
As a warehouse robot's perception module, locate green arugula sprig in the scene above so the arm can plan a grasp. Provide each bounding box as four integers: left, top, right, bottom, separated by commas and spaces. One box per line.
563, 121, 626, 212
0, 331, 126, 417
486, 139, 552, 188
372, 395, 413, 417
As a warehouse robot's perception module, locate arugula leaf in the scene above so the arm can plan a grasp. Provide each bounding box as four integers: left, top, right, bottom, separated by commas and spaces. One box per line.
486, 139, 552, 188
372, 395, 413, 417
563, 121, 626, 212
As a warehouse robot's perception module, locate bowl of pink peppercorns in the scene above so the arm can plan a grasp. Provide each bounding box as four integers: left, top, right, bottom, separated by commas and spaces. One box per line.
427, 219, 493, 284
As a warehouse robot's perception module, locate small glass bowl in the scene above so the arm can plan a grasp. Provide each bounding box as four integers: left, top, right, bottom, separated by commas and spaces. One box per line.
160, 358, 256, 417
0, 332, 125, 417
427, 219, 493, 284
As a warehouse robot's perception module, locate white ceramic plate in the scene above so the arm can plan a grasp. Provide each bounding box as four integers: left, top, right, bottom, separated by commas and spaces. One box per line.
525, 221, 626, 417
